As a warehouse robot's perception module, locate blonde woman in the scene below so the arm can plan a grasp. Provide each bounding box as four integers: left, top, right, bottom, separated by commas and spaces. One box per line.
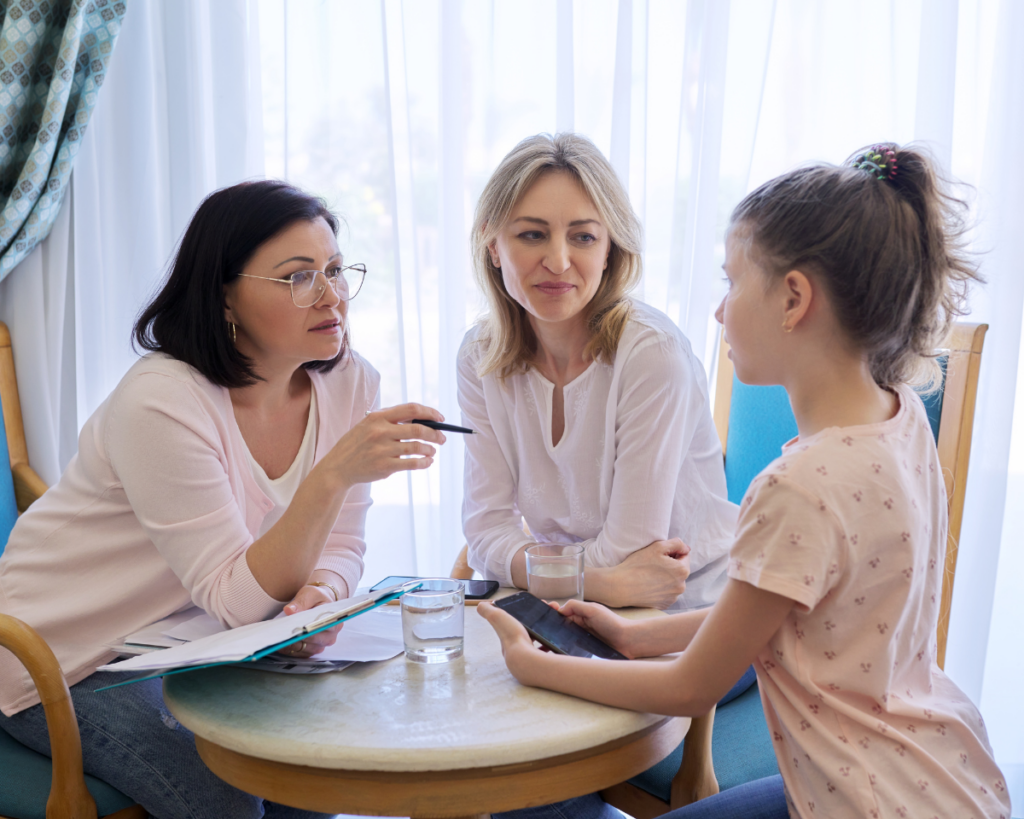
459, 133, 737, 610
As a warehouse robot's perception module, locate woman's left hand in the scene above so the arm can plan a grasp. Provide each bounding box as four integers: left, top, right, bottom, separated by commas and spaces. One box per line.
281, 585, 343, 659
478, 602, 547, 684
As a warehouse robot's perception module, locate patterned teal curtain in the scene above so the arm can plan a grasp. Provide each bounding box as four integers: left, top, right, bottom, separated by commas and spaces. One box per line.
0, 0, 126, 283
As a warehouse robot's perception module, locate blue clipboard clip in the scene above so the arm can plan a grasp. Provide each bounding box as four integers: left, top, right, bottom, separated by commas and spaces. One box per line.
292, 579, 422, 637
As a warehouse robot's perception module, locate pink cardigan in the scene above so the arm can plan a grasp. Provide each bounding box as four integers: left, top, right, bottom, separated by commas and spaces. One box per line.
0, 352, 379, 716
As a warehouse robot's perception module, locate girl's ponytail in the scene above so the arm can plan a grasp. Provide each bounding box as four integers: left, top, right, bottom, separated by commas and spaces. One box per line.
731, 143, 981, 389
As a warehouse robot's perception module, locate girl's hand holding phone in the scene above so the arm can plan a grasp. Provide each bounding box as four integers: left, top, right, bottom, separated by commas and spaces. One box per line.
478, 602, 550, 685
554, 599, 637, 658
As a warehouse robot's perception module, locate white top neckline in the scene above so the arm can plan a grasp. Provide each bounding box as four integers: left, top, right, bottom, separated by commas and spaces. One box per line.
528, 361, 603, 453
245, 383, 319, 537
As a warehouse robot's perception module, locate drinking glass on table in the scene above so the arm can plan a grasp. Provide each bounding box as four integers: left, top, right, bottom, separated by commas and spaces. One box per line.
526, 543, 585, 606
401, 579, 465, 664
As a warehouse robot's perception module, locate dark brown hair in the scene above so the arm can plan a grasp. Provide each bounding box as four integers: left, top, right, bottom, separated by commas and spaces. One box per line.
134, 181, 346, 388
730, 143, 981, 389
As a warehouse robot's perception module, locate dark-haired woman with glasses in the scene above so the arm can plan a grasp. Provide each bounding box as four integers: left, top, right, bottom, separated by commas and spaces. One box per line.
0, 180, 445, 818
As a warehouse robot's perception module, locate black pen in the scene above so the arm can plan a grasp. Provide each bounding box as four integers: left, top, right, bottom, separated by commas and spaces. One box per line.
410, 419, 476, 435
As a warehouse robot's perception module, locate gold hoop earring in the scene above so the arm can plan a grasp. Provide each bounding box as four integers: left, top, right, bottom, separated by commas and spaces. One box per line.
782, 321, 793, 333
230, 322, 237, 343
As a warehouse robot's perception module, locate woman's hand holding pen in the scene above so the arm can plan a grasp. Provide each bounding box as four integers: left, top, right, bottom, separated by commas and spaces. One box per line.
324, 403, 447, 489
246, 404, 445, 605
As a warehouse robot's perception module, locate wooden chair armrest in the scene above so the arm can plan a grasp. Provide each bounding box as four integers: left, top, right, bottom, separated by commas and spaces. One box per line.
670, 706, 719, 807
0, 614, 97, 819
12, 462, 47, 513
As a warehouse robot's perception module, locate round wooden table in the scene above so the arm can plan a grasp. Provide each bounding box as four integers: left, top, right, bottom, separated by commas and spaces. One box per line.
163, 604, 687, 818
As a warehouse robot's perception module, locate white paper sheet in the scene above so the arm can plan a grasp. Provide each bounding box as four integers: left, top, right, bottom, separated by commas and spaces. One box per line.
98, 585, 410, 674
150, 602, 404, 662
162, 611, 224, 642
315, 606, 404, 662
120, 607, 197, 648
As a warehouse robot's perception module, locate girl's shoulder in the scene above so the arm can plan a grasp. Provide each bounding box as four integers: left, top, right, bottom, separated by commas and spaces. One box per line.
744, 385, 939, 510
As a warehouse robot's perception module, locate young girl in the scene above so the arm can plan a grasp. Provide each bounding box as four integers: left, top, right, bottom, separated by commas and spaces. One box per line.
481, 144, 1012, 819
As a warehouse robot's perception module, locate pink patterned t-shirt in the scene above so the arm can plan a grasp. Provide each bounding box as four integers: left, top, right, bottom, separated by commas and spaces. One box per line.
728, 385, 1010, 819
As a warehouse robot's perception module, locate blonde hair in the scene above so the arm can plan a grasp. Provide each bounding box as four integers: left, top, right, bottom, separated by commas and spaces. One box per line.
471, 133, 643, 379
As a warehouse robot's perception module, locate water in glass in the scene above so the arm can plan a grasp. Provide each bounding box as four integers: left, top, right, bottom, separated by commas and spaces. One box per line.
401, 580, 464, 663
526, 544, 584, 606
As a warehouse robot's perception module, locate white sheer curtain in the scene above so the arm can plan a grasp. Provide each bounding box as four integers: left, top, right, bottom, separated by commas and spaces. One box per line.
256, 0, 776, 580
260, 0, 1023, 800
0, 0, 264, 484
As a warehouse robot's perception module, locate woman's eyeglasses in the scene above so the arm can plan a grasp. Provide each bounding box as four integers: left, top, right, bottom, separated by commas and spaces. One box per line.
238, 264, 367, 307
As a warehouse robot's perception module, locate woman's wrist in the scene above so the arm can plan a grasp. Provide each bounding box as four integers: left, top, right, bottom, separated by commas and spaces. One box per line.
306, 580, 340, 602
308, 456, 354, 500
583, 565, 624, 608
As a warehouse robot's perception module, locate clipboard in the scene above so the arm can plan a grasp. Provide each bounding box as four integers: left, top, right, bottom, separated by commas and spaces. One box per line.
95, 580, 422, 691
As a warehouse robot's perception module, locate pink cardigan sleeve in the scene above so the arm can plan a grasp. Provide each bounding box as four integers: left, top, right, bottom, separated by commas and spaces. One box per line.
106, 371, 282, 628
309, 357, 380, 598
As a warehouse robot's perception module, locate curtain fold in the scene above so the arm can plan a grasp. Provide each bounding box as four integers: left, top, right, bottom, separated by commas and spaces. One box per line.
0, 0, 263, 482
0, 0, 126, 281
259, 0, 1022, 794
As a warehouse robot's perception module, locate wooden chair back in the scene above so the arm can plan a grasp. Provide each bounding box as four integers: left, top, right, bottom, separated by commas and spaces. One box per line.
0, 322, 47, 514
931, 323, 987, 666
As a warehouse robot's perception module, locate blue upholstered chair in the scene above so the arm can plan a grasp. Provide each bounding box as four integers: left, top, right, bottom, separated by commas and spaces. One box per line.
601, 323, 987, 818
0, 322, 144, 819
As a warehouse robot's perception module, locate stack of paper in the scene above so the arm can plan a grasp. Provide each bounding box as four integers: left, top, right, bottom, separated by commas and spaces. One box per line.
97, 582, 415, 688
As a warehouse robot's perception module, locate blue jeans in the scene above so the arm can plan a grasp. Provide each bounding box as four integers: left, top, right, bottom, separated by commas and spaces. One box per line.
0, 671, 333, 819
493, 776, 787, 819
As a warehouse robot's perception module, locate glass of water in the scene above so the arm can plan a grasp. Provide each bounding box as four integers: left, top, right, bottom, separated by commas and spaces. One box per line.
401, 579, 465, 664
526, 543, 585, 606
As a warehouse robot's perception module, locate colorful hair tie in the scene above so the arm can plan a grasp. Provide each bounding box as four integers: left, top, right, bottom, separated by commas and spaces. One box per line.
852, 145, 898, 181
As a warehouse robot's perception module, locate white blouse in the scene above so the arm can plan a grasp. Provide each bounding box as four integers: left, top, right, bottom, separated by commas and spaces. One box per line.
458, 301, 737, 610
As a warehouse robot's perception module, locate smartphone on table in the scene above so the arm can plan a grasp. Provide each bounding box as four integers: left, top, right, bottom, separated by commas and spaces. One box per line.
370, 575, 499, 600
493, 591, 628, 660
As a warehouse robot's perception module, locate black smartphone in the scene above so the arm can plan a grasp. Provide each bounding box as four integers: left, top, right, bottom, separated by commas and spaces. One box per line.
370, 575, 500, 600
493, 591, 628, 660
